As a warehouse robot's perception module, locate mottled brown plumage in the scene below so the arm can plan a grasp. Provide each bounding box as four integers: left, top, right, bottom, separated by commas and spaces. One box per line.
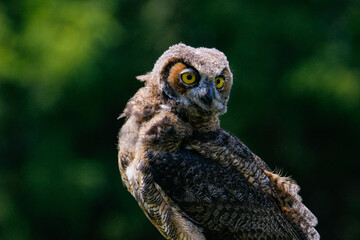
118, 43, 319, 240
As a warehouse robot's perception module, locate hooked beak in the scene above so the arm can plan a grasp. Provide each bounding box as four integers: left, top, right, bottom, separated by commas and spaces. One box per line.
198, 81, 214, 108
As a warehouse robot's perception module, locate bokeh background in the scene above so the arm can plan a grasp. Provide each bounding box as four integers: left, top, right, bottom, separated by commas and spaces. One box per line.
0, 0, 359, 239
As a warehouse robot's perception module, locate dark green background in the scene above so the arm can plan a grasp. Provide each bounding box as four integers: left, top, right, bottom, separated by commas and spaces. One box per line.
1, 0, 359, 239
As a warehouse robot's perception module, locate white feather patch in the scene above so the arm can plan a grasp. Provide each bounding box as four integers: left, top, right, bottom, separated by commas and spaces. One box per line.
160, 104, 171, 110
126, 161, 137, 184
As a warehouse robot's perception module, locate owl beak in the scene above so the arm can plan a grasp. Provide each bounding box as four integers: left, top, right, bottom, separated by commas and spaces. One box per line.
198, 81, 214, 108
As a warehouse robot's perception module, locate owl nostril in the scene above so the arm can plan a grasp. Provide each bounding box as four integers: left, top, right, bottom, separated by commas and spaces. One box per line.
199, 87, 214, 107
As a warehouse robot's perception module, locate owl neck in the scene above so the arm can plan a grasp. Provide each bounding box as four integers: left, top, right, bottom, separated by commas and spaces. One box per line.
190, 115, 220, 131
157, 93, 220, 131
173, 105, 220, 131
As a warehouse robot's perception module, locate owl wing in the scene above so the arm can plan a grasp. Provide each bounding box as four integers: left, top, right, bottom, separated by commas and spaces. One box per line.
148, 146, 304, 240
187, 129, 319, 240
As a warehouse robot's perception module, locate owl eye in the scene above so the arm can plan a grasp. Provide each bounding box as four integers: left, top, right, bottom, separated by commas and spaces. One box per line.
215, 76, 225, 89
180, 69, 197, 85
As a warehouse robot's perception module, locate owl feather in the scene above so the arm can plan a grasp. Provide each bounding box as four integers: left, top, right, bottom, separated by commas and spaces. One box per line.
118, 43, 319, 240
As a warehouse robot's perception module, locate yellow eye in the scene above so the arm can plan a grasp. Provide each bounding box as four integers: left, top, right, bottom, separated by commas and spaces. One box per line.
180, 71, 197, 85
215, 76, 224, 89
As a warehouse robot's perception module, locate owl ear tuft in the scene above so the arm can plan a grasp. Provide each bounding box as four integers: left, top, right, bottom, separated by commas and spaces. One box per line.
136, 73, 152, 82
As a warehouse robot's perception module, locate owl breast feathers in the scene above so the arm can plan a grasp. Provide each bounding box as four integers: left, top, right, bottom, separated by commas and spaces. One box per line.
118, 43, 320, 240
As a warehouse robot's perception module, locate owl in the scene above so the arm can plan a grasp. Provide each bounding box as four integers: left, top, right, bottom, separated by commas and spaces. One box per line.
118, 43, 319, 240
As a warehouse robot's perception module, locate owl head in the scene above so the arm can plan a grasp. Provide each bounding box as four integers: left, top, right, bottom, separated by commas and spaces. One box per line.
138, 43, 233, 120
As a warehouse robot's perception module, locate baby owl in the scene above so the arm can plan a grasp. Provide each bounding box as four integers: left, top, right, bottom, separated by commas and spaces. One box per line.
118, 43, 319, 240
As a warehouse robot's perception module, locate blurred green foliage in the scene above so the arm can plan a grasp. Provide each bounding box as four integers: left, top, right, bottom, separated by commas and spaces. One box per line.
0, 0, 359, 239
